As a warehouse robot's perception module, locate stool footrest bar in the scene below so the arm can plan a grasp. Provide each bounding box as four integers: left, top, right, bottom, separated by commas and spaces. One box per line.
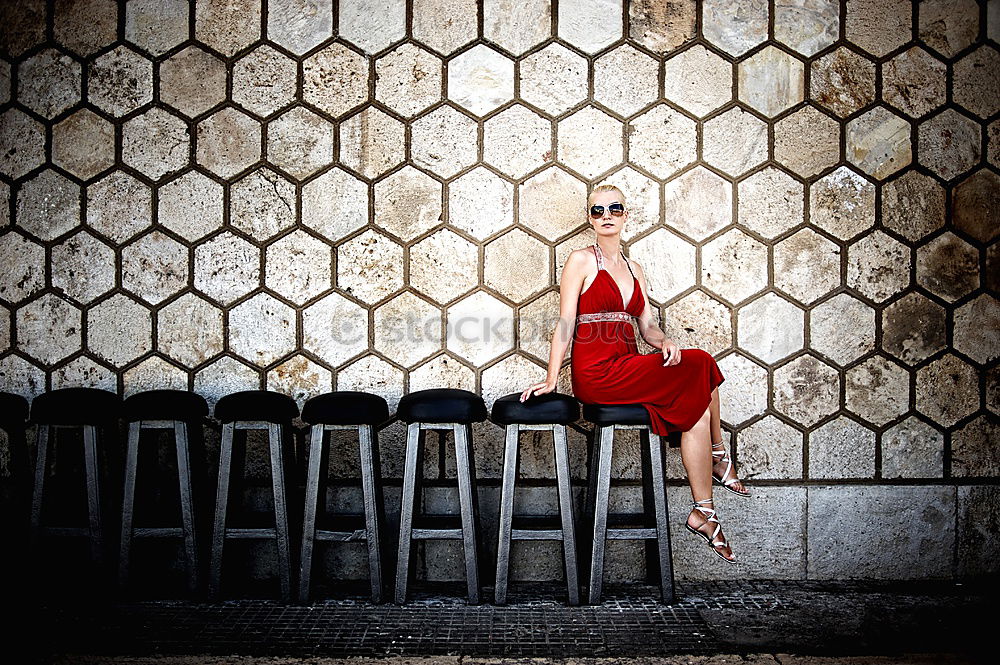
511, 528, 564, 540
224, 527, 279, 539
411, 528, 464, 539
314, 529, 369, 542
132, 527, 185, 538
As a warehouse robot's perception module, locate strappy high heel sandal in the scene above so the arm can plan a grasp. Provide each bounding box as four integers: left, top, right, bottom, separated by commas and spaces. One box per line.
686, 498, 736, 564
712, 441, 751, 497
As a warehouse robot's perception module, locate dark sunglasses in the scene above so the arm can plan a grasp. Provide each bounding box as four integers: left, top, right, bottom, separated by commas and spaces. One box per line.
589, 202, 626, 218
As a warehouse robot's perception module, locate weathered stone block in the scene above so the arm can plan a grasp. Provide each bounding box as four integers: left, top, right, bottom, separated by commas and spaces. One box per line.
958, 485, 1000, 578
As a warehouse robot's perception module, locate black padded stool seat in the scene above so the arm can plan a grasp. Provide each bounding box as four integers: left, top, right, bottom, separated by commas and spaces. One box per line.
581, 403, 649, 426
0, 392, 30, 429
214, 390, 298, 424
301, 391, 389, 426
122, 390, 209, 422
397, 388, 487, 424
30, 387, 120, 425
492, 393, 579, 426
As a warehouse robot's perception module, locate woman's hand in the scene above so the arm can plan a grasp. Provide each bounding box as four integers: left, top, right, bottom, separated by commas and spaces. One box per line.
662, 340, 682, 366
520, 379, 556, 402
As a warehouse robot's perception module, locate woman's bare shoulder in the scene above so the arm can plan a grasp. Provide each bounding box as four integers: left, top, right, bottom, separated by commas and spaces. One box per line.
565, 247, 597, 271
625, 255, 646, 277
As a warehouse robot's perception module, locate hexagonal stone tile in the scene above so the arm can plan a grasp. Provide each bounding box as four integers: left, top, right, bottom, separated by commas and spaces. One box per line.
53, 0, 116, 57
665, 167, 732, 241
337, 230, 404, 304
701, 229, 767, 305
88, 46, 153, 118
409, 354, 476, 393
845, 355, 909, 427
774, 0, 839, 57
125, 0, 188, 56
738, 46, 804, 118
628, 105, 696, 179
558, 0, 622, 54
121, 230, 188, 305
810, 293, 875, 367
594, 44, 659, 117
448, 45, 514, 117
482, 105, 550, 179
630, 229, 697, 304
0, 181, 8, 227
915, 354, 978, 428
51, 356, 116, 391
0, 355, 45, 398
446, 291, 514, 365
558, 107, 623, 179
410, 229, 478, 304
735, 415, 803, 479
881, 171, 946, 243
737, 167, 803, 241
773, 229, 840, 305
662, 45, 732, 118
412, 0, 477, 55
50, 231, 114, 304
916, 232, 979, 303
702, 108, 768, 178
303, 292, 370, 367
595, 167, 660, 242
991, 0, 1000, 41
989, 365, 1000, 416
954, 295, 1000, 365
450, 167, 514, 240
483, 0, 551, 56
266, 355, 334, 408
267, 106, 335, 180
195, 0, 260, 57
954, 46, 1000, 120
737, 292, 804, 364
518, 167, 587, 242
881, 291, 946, 366
194, 356, 261, 409
919, 0, 979, 59
17, 48, 81, 120
809, 166, 875, 241
517, 291, 560, 362
917, 109, 981, 181
412, 106, 480, 178
953, 170, 999, 244
229, 293, 296, 367
989, 120, 1000, 168
159, 46, 226, 119
810, 47, 876, 119
952, 416, 1000, 478
882, 417, 944, 478
847, 231, 910, 303
484, 229, 550, 303
846, 107, 911, 180
86, 171, 152, 245
773, 106, 840, 178
234, 45, 297, 119
1, 304, 11, 351
714, 352, 766, 426
481, 354, 546, 410
158, 293, 224, 368
375, 43, 442, 118
339, 0, 403, 55
231, 168, 296, 242
16, 293, 81, 366
881, 47, 947, 119
339, 107, 405, 180
16, 169, 81, 241
627, 0, 695, 54
122, 108, 190, 182
374, 292, 442, 367
809, 417, 875, 479
702, 0, 767, 56
301, 167, 369, 242
193, 232, 260, 306
158, 171, 223, 242
774, 354, 840, 427
196, 107, 261, 179
266, 0, 332, 55
844, 0, 910, 58
518, 43, 588, 117
265, 230, 332, 305
52, 109, 115, 181
1, 0, 46, 58
0, 59, 9, 105
0, 109, 45, 179
374, 166, 442, 242
337, 355, 404, 410
87, 293, 152, 367
122, 356, 189, 396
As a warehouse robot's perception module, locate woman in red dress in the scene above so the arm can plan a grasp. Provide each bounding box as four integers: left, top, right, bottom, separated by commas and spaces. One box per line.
520, 184, 748, 563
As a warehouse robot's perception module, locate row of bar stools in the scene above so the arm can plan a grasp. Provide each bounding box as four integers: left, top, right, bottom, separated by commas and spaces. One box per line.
395, 388, 487, 604
298, 391, 390, 603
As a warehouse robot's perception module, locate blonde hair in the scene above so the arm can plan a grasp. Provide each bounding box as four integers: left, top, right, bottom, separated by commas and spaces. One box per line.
588, 184, 626, 208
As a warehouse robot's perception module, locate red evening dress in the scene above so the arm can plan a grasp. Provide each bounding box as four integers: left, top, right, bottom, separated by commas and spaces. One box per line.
570, 245, 725, 436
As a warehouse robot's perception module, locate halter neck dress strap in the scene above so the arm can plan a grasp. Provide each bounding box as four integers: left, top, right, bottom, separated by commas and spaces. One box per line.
594, 244, 636, 280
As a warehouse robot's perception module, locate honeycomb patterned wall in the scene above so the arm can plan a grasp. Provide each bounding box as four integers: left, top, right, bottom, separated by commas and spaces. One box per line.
0, 0, 998, 579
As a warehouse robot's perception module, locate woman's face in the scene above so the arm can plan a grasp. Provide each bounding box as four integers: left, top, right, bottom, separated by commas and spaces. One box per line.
588, 190, 628, 238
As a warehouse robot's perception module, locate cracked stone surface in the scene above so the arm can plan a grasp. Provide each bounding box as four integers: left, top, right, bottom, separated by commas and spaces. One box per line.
628, 0, 696, 54
264, 230, 333, 306
231, 168, 296, 242
882, 47, 947, 119
953, 170, 1000, 244
916, 354, 979, 428
774, 354, 841, 428
16, 293, 81, 367
193, 232, 261, 306
410, 229, 479, 305
916, 232, 979, 303
810, 293, 875, 367
953, 295, 1000, 365
374, 292, 442, 367
737, 292, 804, 364
881, 171, 946, 243
446, 291, 514, 365
484, 229, 550, 303
809, 417, 875, 479
17, 47, 81, 120
701, 229, 768, 305
846, 107, 912, 180
845, 355, 910, 427
229, 293, 297, 367
375, 43, 442, 118
628, 105, 696, 179
86, 171, 153, 245
125, 0, 188, 56
665, 166, 732, 241
518, 167, 588, 243
737, 167, 804, 241
120, 230, 189, 305
702, 108, 768, 178
159, 46, 227, 119
847, 230, 911, 303
810, 166, 875, 241
54, 0, 117, 57
195, 0, 260, 57
917, 109, 982, 181
269, 0, 334, 55
336, 230, 404, 305
483, 0, 551, 57
266, 106, 336, 180
448, 45, 514, 117
774, 0, 839, 57
86, 293, 152, 368
919, 0, 979, 59
662, 45, 732, 118
773, 105, 840, 178
88, 46, 153, 119
121, 108, 190, 182
844, 0, 911, 58
52, 109, 115, 181
773, 228, 841, 305
302, 293, 369, 368
881, 292, 947, 367
157, 171, 224, 242
339, 108, 405, 180
483, 105, 552, 179
738, 46, 805, 118
736, 415, 803, 479
157, 293, 224, 369
301, 168, 369, 243
882, 417, 944, 479
16, 169, 81, 242
412, 107, 480, 179
234, 45, 298, 119
702, 0, 767, 56
810, 46, 876, 119
631, 229, 696, 303
374, 166, 442, 243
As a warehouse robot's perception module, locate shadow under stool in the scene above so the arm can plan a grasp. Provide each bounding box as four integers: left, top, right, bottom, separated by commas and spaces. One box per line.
29, 387, 121, 569
491, 392, 581, 605
298, 391, 390, 603
209, 390, 298, 600
118, 389, 208, 594
1, 392, 30, 590
582, 403, 675, 605
394, 388, 487, 605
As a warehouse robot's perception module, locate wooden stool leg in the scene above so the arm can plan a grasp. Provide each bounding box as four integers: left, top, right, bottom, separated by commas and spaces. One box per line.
454, 423, 480, 605
118, 422, 141, 586
82, 425, 104, 565
394, 422, 421, 604
553, 424, 580, 606
588, 425, 615, 605
268, 423, 292, 601
643, 429, 675, 604
29, 425, 51, 555
175, 421, 199, 594
209, 422, 235, 599
298, 424, 324, 603
494, 423, 520, 605
358, 424, 384, 602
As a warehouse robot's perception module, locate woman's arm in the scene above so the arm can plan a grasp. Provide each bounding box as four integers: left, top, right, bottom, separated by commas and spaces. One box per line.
632, 260, 681, 366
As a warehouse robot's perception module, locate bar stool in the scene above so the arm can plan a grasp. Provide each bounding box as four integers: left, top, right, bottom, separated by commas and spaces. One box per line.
118, 389, 208, 593
0, 392, 30, 515
394, 388, 486, 604
491, 392, 580, 605
209, 389, 298, 600
29, 387, 121, 566
298, 391, 389, 603
583, 403, 675, 605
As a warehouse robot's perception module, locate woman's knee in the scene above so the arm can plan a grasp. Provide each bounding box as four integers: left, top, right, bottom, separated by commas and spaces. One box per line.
683, 348, 713, 366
